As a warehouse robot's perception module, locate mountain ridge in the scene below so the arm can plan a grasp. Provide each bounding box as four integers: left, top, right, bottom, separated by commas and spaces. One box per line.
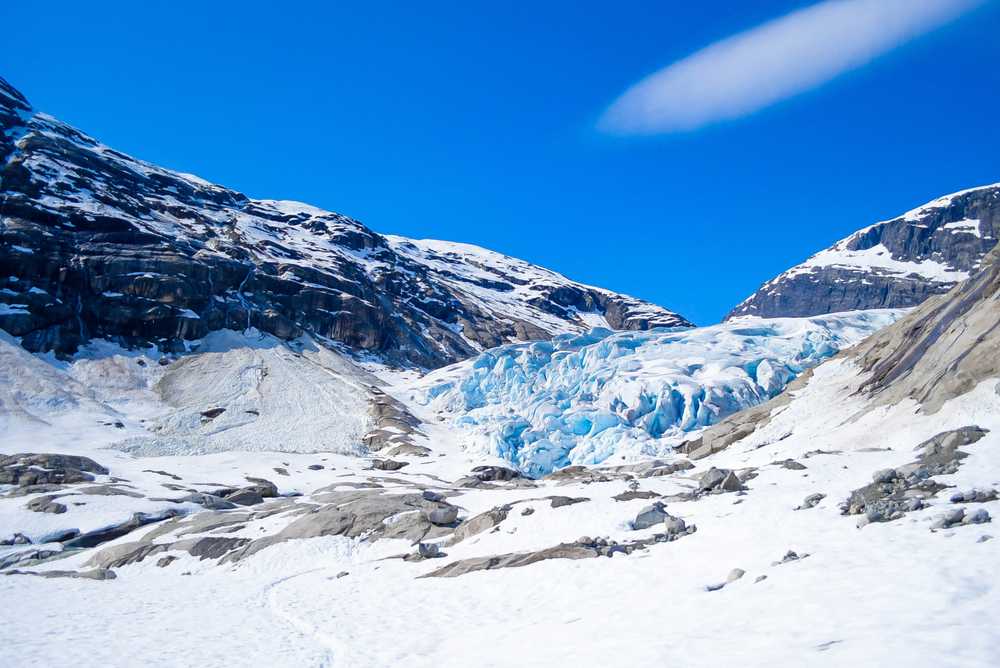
0, 76, 690, 368
727, 182, 1000, 320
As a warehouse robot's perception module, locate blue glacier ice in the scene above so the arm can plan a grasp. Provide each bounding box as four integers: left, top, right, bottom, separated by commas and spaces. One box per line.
414, 310, 904, 477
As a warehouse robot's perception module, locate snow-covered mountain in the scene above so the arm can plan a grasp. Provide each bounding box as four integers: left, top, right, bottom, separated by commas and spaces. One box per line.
0, 77, 689, 368
728, 183, 1000, 320
4, 70, 1000, 668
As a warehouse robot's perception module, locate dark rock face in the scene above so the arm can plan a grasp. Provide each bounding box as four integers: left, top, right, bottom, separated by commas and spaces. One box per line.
62, 510, 180, 549
0, 78, 690, 368
26, 495, 67, 514
470, 465, 523, 482
728, 185, 1000, 320
0, 453, 108, 486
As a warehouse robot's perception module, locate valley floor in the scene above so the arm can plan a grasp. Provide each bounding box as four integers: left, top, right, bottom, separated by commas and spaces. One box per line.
2, 342, 999, 667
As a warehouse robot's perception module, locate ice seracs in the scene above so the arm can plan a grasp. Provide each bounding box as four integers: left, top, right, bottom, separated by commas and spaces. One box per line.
412, 310, 902, 476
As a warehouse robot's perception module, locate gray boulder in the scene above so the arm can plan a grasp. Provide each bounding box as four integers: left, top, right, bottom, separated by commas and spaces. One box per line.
549, 496, 588, 509
772, 550, 807, 566
932, 508, 967, 530
698, 467, 744, 493
631, 502, 668, 530
224, 488, 264, 506
26, 495, 67, 514
417, 543, 442, 558
243, 477, 279, 497
966, 508, 992, 525
180, 492, 237, 510
449, 505, 510, 544
872, 468, 898, 484
719, 471, 744, 492
698, 467, 728, 491
663, 515, 689, 539
426, 505, 459, 526
174, 536, 250, 560
471, 466, 522, 482
371, 459, 408, 471
796, 493, 826, 510
384, 444, 432, 458
950, 489, 998, 504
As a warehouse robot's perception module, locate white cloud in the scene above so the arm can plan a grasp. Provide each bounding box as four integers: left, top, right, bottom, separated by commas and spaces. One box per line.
598, 0, 984, 135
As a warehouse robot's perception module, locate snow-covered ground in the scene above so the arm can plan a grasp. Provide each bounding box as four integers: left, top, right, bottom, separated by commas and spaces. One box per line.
406, 311, 901, 475
2, 328, 376, 459
2, 312, 999, 668
0, 327, 392, 547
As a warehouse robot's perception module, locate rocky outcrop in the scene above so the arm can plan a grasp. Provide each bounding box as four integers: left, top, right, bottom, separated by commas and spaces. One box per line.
0, 453, 109, 486
420, 542, 601, 578
630, 502, 669, 530
0, 77, 690, 368
423, 525, 697, 578
62, 510, 181, 549
851, 244, 1000, 412
930, 507, 991, 530
841, 426, 989, 527
447, 505, 511, 544
728, 184, 1000, 319
80, 486, 462, 569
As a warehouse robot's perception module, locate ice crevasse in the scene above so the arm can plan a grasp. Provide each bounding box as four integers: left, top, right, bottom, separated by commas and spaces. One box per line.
413, 310, 903, 476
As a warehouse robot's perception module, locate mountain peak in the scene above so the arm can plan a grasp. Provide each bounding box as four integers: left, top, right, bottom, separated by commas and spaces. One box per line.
727, 183, 1000, 320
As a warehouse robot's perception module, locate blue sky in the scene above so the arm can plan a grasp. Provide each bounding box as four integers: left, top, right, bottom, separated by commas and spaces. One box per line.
5, 1, 999, 324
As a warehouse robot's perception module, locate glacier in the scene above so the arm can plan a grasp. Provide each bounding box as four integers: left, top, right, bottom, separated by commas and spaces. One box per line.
413, 310, 903, 476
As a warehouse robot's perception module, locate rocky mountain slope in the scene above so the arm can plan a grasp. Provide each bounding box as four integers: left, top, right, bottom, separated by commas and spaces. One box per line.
728, 183, 1000, 320
0, 77, 689, 368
